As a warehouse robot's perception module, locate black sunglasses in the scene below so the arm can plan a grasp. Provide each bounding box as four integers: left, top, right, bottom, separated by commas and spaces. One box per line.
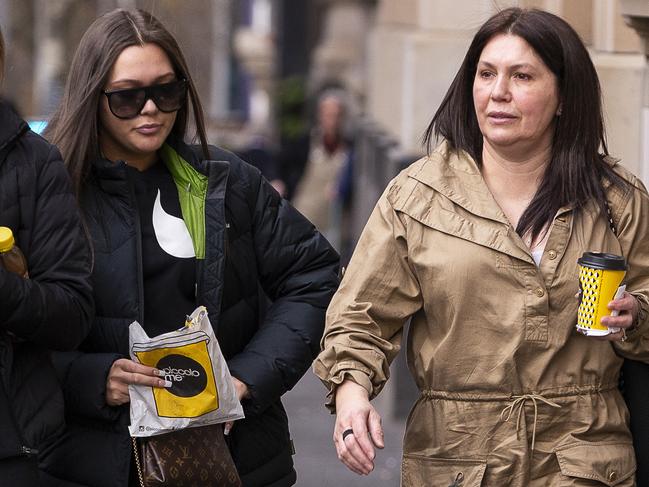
103, 79, 188, 119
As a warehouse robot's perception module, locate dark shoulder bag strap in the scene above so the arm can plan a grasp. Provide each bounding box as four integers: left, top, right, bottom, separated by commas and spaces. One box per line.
603, 199, 617, 235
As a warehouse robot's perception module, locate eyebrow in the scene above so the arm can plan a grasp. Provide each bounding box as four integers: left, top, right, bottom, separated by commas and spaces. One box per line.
477, 61, 535, 71
108, 72, 176, 87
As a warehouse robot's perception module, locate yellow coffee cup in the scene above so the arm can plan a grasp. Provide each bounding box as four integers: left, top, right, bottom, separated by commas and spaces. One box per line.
576, 252, 627, 336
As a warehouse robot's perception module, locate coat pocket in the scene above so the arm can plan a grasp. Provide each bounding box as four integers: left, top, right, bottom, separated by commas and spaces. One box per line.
555, 442, 636, 486
402, 454, 486, 487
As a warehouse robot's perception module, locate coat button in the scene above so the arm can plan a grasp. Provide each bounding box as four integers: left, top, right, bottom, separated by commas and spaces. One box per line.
548, 249, 557, 260
608, 470, 617, 482
535, 288, 545, 297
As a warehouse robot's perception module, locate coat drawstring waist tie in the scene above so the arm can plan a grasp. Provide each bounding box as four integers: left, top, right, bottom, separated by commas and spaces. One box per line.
499, 394, 561, 451
420, 386, 619, 452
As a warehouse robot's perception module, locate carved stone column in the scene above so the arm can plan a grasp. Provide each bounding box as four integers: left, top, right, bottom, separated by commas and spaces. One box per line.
209, 0, 232, 121
32, 0, 76, 114
309, 0, 375, 105
621, 0, 649, 55
233, 0, 276, 136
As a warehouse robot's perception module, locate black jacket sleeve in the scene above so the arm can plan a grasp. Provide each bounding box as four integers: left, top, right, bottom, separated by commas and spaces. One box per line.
52, 351, 125, 421
0, 137, 93, 350
226, 172, 339, 415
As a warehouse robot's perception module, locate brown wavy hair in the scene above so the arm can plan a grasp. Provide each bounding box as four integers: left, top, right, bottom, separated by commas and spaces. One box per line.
423, 7, 627, 242
44, 8, 209, 197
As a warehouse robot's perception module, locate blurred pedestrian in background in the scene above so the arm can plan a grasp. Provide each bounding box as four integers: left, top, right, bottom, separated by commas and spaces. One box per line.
283, 90, 354, 252
40, 8, 339, 487
315, 7, 648, 486
0, 28, 93, 487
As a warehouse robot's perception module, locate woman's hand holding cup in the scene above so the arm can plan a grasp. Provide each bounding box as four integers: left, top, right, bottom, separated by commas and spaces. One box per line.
598, 291, 640, 342
576, 252, 632, 340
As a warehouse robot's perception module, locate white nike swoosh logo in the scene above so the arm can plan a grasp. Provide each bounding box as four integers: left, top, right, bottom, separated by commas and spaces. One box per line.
152, 189, 196, 258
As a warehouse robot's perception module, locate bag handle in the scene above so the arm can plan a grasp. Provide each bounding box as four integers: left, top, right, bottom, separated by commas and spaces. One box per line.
131, 437, 145, 487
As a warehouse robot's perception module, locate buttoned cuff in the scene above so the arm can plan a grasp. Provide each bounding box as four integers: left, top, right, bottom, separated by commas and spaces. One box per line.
625, 292, 649, 342
319, 361, 374, 413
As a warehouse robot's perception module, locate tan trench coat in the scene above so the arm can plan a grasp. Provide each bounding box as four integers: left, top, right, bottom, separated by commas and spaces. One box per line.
314, 142, 649, 486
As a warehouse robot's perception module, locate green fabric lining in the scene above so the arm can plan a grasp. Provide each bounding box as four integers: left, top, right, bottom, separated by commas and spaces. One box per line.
160, 143, 208, 259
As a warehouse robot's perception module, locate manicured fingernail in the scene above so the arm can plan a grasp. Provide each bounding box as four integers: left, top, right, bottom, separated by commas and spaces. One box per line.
155, 369, 166, 377
162, 380, 172, 388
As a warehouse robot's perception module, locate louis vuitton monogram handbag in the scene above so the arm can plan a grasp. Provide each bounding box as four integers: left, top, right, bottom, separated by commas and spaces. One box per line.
132, 424, 241, 487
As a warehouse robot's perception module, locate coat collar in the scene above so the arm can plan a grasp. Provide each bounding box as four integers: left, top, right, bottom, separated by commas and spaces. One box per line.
89, 136, 208, 194
407, 141, 573, 224
407, 141, 510, 225
397, 141, 575, 265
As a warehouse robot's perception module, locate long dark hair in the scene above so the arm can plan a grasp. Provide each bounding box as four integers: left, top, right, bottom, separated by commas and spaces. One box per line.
44, 8, 209, 198
423, 7, 626, 241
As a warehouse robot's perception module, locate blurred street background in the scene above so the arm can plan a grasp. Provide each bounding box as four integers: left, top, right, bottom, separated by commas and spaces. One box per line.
1, 1, 648, 485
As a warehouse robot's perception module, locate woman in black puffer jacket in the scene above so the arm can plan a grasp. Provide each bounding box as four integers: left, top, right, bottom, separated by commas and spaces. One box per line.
40, 8, 339, 487
0, 30, 93, 487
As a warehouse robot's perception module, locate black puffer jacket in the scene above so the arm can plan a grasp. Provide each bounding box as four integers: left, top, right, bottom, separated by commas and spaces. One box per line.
40, 139, 339, 487
0, 101, 92, 485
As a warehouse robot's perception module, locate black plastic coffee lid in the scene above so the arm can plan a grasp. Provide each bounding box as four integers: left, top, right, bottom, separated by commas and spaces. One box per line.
577, 252, 627, 270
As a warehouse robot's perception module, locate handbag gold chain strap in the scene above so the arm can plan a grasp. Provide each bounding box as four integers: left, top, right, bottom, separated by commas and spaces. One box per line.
131, 437, 145, 487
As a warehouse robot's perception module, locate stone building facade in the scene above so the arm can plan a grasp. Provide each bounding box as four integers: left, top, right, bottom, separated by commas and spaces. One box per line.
1, 0, 646, 175
360, 0, 649, 182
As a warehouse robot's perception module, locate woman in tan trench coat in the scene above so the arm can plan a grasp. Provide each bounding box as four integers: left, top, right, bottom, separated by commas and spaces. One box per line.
314, 8, 649, 487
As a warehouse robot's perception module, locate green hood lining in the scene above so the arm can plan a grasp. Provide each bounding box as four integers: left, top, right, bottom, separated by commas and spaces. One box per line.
160, 143, 208, 259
